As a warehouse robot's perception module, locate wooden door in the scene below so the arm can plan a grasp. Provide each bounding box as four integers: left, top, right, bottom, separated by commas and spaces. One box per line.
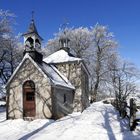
23, 81, 35, 117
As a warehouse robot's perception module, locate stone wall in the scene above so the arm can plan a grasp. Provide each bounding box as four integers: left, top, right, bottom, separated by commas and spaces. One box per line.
7, 59, 52, 119
55, 61, 89, 112
51, 87, 74, 119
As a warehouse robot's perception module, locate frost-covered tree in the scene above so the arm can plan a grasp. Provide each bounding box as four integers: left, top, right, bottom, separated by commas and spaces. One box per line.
108, 53, 140, 114
0, 37, 23, 84
69, 27, 92, 58
45, 27, 92, 59
0, 10, 23, 90
89, 24, 117, 102
109, 57, 138, 103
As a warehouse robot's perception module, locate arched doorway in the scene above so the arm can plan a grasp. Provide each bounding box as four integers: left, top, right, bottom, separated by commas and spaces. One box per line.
23, 80, 35, 117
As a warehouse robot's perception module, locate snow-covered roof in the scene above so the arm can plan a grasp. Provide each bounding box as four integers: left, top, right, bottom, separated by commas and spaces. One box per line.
38, 62, 75, 89
6, 53, 74, 90
43, 49, 82, 64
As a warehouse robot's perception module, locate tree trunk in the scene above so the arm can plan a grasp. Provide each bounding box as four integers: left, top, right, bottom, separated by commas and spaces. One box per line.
91, 48, 101, 103
92, 80, 99, 102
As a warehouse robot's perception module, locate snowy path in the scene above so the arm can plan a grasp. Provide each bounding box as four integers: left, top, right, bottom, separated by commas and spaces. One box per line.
0, 102, 140, 140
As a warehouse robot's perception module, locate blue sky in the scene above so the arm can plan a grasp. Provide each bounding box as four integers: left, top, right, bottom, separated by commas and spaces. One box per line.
1, 0, 140, 68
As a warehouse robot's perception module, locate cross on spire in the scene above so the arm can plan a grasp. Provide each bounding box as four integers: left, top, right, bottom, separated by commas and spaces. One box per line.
31, 11, 34, 21
60, 18, 69, 31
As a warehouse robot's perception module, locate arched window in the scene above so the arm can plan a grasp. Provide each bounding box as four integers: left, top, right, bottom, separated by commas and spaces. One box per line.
23, 80, 35, 89
25, 37, 34, 48
35, 39, 41, 49
35, 39, 40, 45
23, 80, 35, 101
64, 94, 66, 103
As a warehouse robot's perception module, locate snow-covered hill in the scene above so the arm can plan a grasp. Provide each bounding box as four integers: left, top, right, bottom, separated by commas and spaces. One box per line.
0, 101, 140, 140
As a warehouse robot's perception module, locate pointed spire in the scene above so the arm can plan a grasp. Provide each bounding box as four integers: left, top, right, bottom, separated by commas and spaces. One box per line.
23, 11, 43, 40
27, 11, 38, 34
28, 19, 38, 34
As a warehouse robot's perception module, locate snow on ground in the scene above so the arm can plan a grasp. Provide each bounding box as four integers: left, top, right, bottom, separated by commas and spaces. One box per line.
0, 101, 140, 140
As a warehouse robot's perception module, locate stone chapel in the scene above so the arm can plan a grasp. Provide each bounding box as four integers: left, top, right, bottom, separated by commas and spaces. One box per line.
6, 16, 90, 120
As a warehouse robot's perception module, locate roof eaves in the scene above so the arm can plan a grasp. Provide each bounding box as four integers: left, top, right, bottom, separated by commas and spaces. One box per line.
52, 83, 75, 90
45, 59, 82, 65
22, 32, 43, 41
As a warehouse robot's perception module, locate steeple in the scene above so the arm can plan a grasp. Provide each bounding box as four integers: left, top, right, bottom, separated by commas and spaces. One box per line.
23, 12, 43, 63
23, 11, 43, 51
24, 12, 42, 40
27, 11, 38, 34
27, 19, 38, 35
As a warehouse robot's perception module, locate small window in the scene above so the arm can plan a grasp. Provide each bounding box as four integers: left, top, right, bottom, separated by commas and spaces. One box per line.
64, 94, 66, 103
26, 92, 35, 101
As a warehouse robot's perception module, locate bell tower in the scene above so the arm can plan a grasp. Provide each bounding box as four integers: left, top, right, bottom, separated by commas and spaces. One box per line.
23, 12, 43, 63
59, 31, 70, 49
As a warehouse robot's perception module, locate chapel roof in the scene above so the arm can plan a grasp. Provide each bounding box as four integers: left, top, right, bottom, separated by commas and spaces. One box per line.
38, 61, 75, 89
43, 49, 82, 64
6, 54, 74, 90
